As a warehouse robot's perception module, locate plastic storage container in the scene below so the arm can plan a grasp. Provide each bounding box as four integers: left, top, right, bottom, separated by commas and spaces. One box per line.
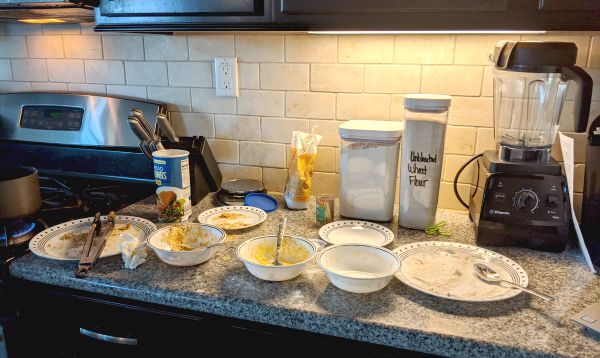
398, 94, 451, 230
339, 120, 403, 222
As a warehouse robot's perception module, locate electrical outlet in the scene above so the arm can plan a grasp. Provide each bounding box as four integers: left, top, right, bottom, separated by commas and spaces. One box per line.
214, 57, 239, 97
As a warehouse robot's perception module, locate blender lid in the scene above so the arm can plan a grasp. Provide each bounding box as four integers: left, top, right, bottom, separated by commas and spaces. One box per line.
493, 41, 578, 72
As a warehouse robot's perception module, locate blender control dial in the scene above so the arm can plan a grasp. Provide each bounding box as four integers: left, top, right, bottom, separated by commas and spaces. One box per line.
513, 189, 539, 212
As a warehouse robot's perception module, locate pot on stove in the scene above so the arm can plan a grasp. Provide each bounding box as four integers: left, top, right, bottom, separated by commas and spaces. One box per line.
0, 166, 41, 221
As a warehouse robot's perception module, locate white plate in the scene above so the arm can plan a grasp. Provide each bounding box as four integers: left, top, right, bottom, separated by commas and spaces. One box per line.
29, 215, 156, 261
318, 220, 394, 246
197, 206, 267, 231
393, 241, 529, 302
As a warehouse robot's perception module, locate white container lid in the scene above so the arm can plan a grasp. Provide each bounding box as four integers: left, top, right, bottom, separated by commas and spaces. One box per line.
339, 120, 403, 141
404, 94, 451, 111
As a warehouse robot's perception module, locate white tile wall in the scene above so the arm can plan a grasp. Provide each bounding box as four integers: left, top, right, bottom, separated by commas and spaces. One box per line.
1, 23, 599, 213
188, 35, 234, 61
0, 36, 28, 58
47, 59, 84, 83
102, 35, 144, 60
125, 61, 168, 86
84, 60, 124, 84
167, 62, 212, 87
63, 35, 102, 59
26, 35, 63, 58
144, 35, 188, 61
394, 35, 454, 64
0, 59, 11, 80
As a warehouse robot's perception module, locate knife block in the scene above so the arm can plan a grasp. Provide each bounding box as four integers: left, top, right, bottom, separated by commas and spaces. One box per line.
163, 136, 222, 205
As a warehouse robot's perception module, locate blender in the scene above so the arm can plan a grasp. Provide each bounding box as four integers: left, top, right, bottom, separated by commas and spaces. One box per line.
469, 41, 593, 252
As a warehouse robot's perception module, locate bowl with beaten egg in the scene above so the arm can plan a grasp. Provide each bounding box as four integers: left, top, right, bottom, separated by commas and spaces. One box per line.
236, 235, 317, 281
147, 223, 226, 266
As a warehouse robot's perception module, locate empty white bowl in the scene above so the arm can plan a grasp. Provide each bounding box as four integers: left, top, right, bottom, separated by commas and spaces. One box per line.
147, 223, 226, 266
237, 235, 317, 281
317, 244, 401, 293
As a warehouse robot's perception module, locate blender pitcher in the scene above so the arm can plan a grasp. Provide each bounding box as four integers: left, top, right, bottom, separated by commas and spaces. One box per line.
492, 41, 593, 162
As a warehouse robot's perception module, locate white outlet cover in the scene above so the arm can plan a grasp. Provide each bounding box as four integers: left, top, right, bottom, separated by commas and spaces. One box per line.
214, 57, 239, 97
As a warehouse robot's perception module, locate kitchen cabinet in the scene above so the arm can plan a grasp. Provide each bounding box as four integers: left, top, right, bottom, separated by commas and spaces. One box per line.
12, 280, 434, 357
40, 0, 600, 30
89, 0, 600, 32
273, 0, 600, 31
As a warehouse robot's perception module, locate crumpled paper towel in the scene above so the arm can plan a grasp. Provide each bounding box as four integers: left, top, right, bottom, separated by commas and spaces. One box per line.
120, 233, 147, 269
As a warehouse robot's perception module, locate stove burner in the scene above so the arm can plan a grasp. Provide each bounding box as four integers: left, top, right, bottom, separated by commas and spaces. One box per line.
39, 176, 82, 212
0, 220, 37, 247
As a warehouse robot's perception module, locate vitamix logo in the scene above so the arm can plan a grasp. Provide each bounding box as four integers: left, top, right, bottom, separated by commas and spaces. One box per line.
489, 209, 510, 216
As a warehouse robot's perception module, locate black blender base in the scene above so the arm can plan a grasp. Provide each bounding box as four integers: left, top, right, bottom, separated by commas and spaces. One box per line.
474, 220, 569, 252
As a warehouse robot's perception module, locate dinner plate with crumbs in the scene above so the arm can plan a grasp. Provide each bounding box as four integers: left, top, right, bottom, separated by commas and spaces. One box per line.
318, 220, 394, 247
393, 241, 529, 302
197, 206, 267, 231
29, 215, 156, 261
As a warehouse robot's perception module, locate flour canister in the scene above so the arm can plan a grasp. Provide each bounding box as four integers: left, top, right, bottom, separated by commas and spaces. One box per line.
339, 120, 403, 222
152, 149, 192, 222
399, 94, 451, 230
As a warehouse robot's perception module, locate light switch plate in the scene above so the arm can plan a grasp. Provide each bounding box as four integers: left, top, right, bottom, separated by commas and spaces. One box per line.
214, 57, 239, 97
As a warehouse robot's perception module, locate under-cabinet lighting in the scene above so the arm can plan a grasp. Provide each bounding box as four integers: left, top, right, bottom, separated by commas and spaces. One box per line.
18, 18, 66, 24
308, 30, 546, 35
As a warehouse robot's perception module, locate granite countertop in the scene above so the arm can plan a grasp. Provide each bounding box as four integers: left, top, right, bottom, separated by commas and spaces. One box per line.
10, 193, 600, 357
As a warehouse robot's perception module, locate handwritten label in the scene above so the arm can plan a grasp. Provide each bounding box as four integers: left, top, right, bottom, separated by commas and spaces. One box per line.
407, 151, 437, 187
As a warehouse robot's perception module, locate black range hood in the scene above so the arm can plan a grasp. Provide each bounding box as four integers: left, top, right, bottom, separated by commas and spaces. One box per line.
93, 0, 275, 32
0, 0, 95, 24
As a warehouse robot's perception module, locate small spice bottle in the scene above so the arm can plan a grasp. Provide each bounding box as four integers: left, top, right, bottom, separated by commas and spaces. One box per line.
315, 194, 335, 226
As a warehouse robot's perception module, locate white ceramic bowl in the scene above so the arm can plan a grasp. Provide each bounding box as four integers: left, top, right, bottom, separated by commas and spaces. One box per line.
317, 244, 401, 293
237, 235, 317, 281
147, 224, 226, 266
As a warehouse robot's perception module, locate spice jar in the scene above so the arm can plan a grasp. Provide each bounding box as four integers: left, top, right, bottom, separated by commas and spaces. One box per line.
338, 120, 403, 222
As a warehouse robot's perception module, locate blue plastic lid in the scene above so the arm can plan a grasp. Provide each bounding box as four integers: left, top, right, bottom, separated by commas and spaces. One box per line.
244, 193, 278, 213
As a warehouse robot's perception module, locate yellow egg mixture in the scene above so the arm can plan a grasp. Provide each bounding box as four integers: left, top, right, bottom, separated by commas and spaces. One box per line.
249, 238, 310, 266
164, 225, 210, 251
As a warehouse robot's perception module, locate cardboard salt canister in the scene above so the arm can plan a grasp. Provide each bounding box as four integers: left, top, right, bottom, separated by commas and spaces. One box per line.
152, 149, 192, 222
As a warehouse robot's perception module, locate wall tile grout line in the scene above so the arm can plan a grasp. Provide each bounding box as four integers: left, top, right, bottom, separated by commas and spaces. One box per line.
3, 28, 600, 213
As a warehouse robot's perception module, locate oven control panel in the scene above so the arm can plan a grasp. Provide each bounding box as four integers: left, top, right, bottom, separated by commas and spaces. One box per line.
19, 105, 84, 131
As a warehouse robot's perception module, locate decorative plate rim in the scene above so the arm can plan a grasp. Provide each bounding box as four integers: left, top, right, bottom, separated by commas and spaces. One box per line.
392, 241, 529, 303
29, 215, 157, 261
196, 205, 268, 230
318, 220, 395, 247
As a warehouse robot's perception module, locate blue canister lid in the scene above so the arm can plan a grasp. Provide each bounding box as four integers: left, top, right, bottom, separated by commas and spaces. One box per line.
244, 193, 278, 213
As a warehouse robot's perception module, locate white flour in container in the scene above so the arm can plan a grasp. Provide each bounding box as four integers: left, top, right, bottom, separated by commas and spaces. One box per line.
339, 141, 400, 221
399, 119, 446, 229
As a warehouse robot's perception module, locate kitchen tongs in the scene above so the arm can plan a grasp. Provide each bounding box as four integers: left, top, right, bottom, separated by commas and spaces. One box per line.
75, 211, 116, 279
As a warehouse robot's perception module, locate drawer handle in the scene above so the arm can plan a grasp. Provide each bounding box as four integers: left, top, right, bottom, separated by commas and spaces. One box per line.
79, 328, 138, 346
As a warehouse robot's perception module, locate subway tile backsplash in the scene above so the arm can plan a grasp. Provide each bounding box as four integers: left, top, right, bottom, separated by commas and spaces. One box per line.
2, 23, 600, 217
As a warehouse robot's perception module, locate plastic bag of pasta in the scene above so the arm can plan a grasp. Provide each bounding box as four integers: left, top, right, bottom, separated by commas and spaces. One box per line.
284, 130, 322, 209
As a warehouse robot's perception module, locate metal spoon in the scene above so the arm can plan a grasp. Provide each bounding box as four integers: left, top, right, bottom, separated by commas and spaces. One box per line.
273, 216, 287, 266
201, 242, 225, 250
473, 263, 555, 302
